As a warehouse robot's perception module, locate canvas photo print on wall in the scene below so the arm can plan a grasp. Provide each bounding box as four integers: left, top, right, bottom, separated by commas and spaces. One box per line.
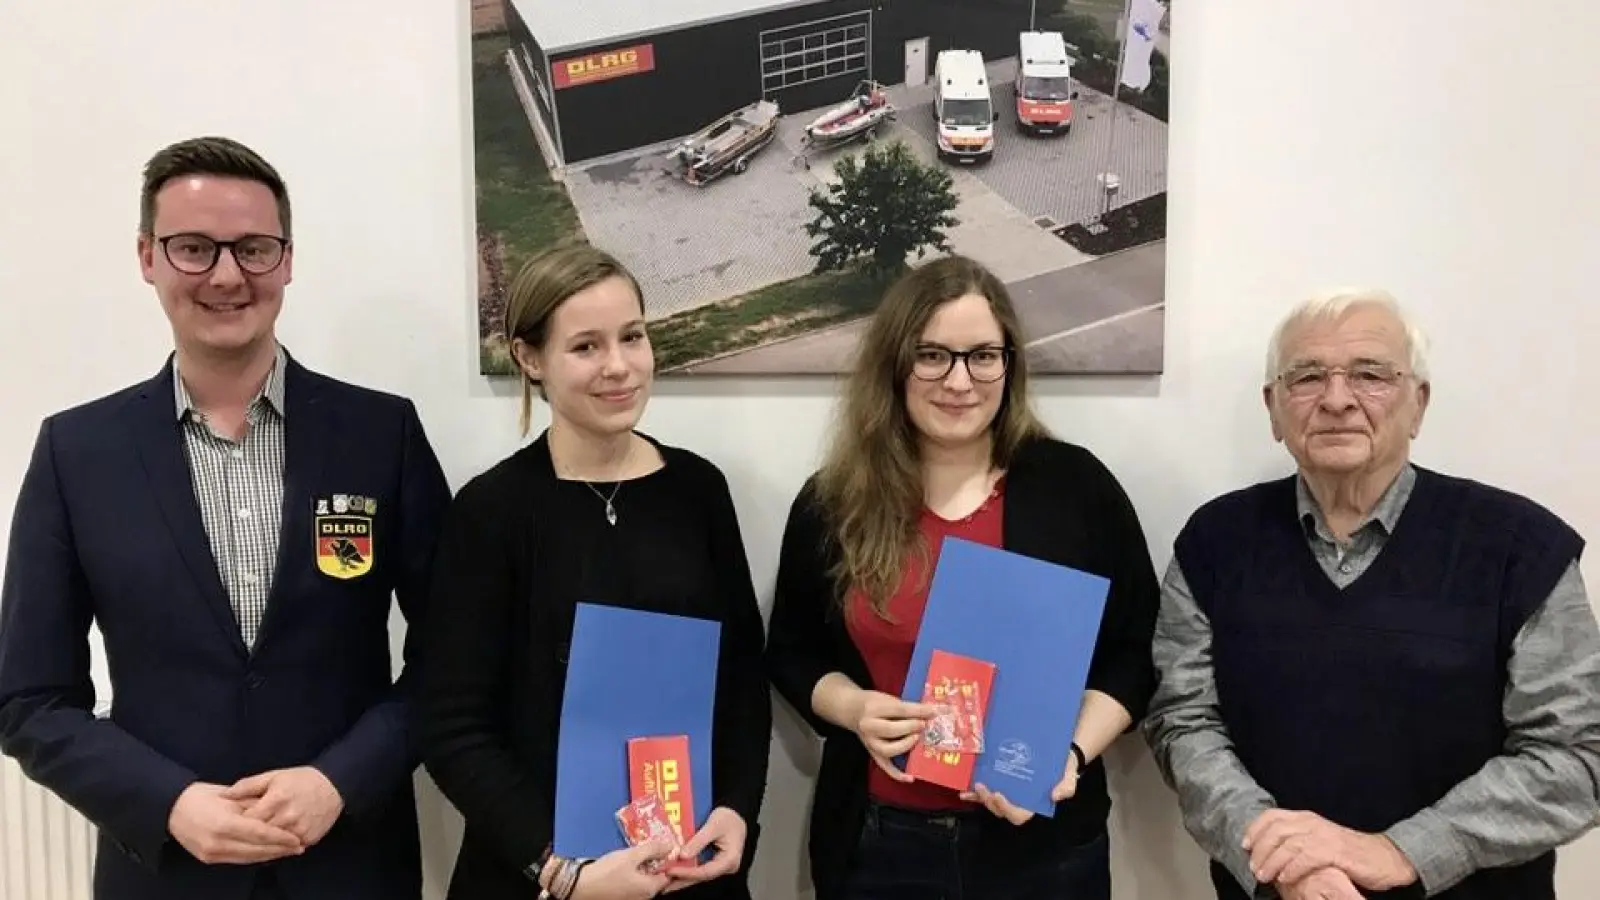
469, 0, 1169, 376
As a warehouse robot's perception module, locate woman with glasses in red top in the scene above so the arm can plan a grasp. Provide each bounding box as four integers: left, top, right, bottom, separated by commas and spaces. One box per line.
765, 255, 1160, 900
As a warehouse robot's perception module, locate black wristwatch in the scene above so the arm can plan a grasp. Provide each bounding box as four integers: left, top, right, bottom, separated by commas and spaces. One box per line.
1070, 741, 1088, 771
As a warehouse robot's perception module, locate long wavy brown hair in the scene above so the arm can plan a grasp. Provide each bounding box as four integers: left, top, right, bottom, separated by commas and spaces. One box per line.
814, 255, 1050, 617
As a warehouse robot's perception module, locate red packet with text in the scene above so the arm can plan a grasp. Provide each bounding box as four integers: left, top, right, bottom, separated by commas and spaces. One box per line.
615, 794, 681, 872
619, 735, 694, 871
904, 650, 996, 791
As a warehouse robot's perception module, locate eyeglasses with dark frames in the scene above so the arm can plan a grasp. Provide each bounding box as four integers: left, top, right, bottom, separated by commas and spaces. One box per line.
911, 343, 1013, 383
157, 232, 290, 275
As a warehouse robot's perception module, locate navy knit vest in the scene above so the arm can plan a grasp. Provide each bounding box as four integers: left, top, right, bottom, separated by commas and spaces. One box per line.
1174, 466, 1583, 900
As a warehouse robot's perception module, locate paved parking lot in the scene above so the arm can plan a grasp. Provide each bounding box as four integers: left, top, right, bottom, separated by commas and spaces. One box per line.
555, 56, 1166, 347
883, 57, 1168, 230
561, 139, 820, 320
561, 78, 1095, 320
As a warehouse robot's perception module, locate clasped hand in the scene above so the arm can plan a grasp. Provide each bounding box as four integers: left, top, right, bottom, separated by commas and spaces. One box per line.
1242, 809, 1418, 898
166, 766, 344, 865
851, 689, 1081, 826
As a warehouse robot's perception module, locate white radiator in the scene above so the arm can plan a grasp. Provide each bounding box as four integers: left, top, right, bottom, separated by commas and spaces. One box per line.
0, 757, 96, 900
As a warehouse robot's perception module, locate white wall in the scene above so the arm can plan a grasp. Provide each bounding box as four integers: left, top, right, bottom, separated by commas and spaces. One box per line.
1, 1, 1596, 898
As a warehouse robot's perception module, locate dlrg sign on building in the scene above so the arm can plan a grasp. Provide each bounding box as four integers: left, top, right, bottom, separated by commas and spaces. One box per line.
552, 43, 656, 88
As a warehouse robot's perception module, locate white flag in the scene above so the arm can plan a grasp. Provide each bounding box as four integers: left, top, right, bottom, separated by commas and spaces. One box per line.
1120, 0, 1166, 91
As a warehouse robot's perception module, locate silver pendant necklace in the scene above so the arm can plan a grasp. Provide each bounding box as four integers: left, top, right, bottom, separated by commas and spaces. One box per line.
577, 440, 632, 526
587, 481, 621, 526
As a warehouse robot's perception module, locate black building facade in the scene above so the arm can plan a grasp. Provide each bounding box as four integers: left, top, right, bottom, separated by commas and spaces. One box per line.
503, 0, 1039, 165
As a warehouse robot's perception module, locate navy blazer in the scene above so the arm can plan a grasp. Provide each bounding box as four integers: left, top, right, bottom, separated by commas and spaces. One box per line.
0, 352, 451, 900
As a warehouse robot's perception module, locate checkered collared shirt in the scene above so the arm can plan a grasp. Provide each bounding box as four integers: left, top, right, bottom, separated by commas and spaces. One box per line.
173, 345, 287, 650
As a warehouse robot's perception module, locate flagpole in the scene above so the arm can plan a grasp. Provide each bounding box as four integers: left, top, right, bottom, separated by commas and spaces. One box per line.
1098, 0, 1135, 217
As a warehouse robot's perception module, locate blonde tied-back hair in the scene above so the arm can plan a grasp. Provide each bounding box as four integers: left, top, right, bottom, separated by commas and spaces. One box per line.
501, 241, 644, 435
814, 255, 1049, 616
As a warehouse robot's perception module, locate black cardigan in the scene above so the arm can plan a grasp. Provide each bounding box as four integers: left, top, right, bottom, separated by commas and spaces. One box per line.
765, 435, 1160, 900
419, 433, 771, 900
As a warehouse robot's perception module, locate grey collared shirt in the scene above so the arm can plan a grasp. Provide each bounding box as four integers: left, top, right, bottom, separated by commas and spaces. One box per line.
1143, 464, 1600, 896
173, 346, 288, 650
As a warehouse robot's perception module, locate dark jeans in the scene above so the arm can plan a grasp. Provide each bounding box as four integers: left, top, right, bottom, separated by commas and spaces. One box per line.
840, 803, 1112, 900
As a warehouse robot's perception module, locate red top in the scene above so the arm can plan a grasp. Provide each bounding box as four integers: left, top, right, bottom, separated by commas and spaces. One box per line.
844, 480, 1005, 811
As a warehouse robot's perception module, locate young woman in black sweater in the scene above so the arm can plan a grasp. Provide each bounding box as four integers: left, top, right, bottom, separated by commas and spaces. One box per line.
420, 244, 770, 900
765, 255, 1161, 900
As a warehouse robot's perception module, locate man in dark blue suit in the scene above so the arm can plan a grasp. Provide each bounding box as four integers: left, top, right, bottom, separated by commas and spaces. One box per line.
0, 136, 452, 899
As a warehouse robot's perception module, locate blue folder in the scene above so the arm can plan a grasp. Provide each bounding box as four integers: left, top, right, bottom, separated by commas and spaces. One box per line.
900, 537, 1110, 817
554, 603, 721, 859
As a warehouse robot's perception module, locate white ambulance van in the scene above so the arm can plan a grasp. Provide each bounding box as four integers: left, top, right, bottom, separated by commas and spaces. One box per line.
1014, 30, 1078, 135
932, 49, 996, 162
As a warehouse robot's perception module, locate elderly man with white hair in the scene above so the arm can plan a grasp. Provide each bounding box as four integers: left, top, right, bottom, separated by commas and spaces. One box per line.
1143, 289, 1600, 900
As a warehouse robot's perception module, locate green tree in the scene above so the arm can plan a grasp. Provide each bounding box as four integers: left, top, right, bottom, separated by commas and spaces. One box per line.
803, 140, 959, 276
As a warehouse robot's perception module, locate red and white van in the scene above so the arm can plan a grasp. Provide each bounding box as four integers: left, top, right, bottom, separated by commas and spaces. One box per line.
1015, 31, 1078, 135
